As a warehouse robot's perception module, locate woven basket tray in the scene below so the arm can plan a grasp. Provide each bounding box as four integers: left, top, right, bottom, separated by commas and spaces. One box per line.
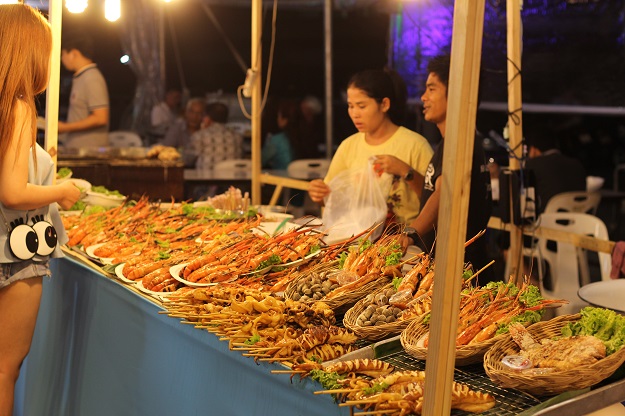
284, 262, 389, 314
483, 313, 625, 396
400, 314, 507, 366
344, 284, 424, 341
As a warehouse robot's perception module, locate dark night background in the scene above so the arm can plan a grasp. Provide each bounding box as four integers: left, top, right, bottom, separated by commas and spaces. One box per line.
46, 1, 625, 188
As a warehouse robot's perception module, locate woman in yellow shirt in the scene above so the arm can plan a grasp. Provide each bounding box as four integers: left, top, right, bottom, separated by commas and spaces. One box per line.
308, 69, 433, 226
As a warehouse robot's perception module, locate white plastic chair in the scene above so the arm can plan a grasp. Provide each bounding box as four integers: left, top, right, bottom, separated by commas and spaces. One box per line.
543, 191, 601, 215
213, 159, 252, 171
534, 212, 611, 316
108, 131, 143, 147
287, 159, 330, 180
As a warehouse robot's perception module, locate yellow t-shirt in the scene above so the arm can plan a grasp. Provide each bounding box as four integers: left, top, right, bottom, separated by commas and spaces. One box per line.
324, 126, 433, 225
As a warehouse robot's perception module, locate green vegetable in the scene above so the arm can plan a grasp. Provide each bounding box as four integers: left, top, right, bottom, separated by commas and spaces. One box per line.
91, 185, 123, 197
392, 276, 403, 290
309, 369, 344, 391
496, 310, 543, 335
519, 284, 543, 307
359, 239, 372, 253
84, 205, 106, 215
308, 245, 321, 256
57, 167, 72, 178
562, 307, 625, 355
385, 250, 402, 266
338, 251, 349, 269
362, 382, 389, 395
69, 200, 86, 211
244, 334, 260, 345
256, 254, 281, 270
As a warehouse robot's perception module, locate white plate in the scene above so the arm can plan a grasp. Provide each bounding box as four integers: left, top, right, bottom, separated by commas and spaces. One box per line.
578, 280, 625, 313
170, 263, 218, 287
276, 249, 321, 269
84, 191, 125, 208
115, 263, 137, 285
59, 210, 83, 217
252, 220, 299, 236
65, 178, 92, 193
135, 280, 174, 299
85, 243, 116, 265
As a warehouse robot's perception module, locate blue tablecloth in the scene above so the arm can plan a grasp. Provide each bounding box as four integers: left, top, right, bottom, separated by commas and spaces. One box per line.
14, 257, 349, 416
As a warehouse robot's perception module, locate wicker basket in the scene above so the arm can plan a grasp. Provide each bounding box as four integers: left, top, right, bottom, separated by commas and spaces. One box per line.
483, 313, 625, 396
322, 274, 391, 315
400, 314, 508, 366
344, 284, 423, 341
284, 262, 389, 314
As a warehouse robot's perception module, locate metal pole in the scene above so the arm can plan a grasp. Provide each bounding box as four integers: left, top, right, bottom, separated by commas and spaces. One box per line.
324, 0, 333, 160
250, 0, 262, 204
46, 0, 63, 168
159, 2, 166, 92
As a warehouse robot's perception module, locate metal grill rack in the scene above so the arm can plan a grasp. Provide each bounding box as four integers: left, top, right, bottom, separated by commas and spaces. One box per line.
366, 350, 542, 415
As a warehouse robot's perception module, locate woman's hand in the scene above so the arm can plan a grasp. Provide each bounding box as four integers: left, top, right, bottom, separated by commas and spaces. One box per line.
57, 181, 81, 211
372, 154, 411, 177
308, 179, 330, 203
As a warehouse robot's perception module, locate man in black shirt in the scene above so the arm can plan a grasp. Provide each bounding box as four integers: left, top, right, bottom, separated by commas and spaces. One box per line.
403, 55, 494, 283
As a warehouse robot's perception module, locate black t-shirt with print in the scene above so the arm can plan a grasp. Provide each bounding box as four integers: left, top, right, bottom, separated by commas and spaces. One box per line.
418, 133, 494, 284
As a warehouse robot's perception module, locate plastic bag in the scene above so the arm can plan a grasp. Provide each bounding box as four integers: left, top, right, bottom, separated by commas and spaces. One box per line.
321, 157, 393, 243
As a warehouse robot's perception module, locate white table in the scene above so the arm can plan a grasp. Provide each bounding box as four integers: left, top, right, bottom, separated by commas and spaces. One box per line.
578, 279, 625, 313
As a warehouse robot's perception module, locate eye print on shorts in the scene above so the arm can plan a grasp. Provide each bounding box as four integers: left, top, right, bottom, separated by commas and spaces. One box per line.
8, 215, 58, 260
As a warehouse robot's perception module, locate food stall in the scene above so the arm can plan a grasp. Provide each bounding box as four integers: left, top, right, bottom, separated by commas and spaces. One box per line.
14, 1, 625, 415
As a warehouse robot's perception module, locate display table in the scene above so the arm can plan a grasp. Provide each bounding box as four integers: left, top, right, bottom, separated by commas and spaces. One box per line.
13, 257, 347, 416
59, 158, 184, 201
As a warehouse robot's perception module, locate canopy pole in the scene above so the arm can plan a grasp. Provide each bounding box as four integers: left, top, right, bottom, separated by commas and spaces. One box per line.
505, 0, 524, 281
324, 0, 333, 160
46, 0, 63, 169
250, 0, 262, 205
422, 1, 486, 414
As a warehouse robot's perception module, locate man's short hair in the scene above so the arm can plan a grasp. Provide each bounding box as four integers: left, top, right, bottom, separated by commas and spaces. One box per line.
61, 30, 95, 60
427, 54, 451, 91
206, 102, 229, 124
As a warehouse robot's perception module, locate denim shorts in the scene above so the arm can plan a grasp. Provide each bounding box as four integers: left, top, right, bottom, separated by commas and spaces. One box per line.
0, 260, 50, 289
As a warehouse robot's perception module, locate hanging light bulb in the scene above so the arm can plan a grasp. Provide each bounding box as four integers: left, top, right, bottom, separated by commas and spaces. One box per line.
65, 0, 88, 14
104, 0, 121, 22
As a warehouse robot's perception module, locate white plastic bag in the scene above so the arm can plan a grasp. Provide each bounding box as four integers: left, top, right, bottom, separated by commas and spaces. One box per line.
321, 157, 393, 243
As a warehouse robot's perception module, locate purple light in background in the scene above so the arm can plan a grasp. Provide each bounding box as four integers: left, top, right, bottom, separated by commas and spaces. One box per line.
391, 1, 454, 98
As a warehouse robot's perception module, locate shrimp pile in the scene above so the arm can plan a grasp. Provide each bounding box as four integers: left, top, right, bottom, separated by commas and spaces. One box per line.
62, 198, 331, 293
415, 276, 567, 348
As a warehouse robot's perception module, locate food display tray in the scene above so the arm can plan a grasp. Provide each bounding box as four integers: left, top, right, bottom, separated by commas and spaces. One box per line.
357, 344, 625, 415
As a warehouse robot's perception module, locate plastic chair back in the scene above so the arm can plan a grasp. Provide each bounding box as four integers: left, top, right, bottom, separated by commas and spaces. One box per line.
544, 191, 601, 216
109, 131, 143, 147
287, 159, 330, 180
536, 212, 611, 316
213, 159, 252, 171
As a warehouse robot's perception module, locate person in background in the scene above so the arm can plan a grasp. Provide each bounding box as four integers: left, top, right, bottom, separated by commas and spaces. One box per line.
151, 88, 182, 135
261, 98, 302, 170
300, 95, 324, 158
401, 54, 493, 283
0, 5, 81, 415
160, 97, 206, 165
524, 119, 587, 215
58, 29, 109, 148
308, 68, 433, 227
186, 102, 243, 170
